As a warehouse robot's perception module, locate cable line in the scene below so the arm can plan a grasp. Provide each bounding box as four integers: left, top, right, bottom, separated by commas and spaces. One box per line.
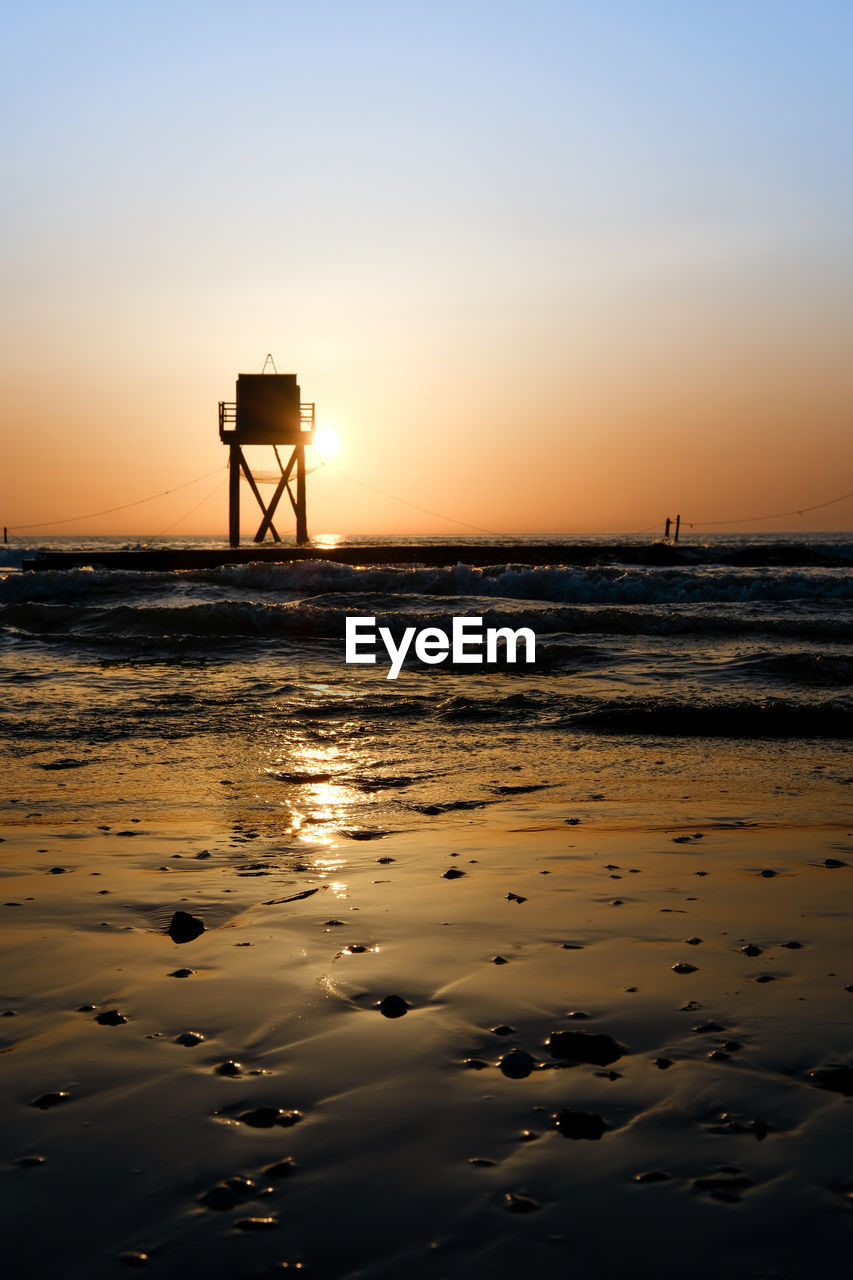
6, 466, 226, 531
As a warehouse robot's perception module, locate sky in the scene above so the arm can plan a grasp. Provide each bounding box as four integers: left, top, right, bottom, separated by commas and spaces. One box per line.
1, 0, 852, 538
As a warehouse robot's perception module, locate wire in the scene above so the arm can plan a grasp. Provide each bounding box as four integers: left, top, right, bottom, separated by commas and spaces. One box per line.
152, 474, 227, 537
685, 485, 853, 528
331, 467, 500, 536
6, 466, 226, 532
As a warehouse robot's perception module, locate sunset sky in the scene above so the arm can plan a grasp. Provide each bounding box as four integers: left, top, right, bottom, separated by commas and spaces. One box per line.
2, 0, 852, 537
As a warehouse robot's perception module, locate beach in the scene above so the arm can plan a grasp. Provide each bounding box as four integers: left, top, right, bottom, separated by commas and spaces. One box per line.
2, 535, 852, 1277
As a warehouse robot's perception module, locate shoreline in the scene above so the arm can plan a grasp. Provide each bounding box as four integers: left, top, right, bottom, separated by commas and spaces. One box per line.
4, 810, 853, 1276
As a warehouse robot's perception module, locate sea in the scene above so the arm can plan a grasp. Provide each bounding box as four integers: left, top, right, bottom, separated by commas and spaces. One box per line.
1, 533, 851, 832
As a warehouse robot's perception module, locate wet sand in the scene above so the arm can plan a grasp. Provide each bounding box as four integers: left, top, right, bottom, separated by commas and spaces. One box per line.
3, 806, 853, 1278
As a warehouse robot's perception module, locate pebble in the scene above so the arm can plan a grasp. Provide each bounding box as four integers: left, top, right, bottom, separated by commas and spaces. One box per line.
118, 1251, 150, 1266
685, 937, 702, 945
175, 1031, 204, 1046
462, 1058, 489, 1070
506, 892, 527, 903
547, 1031, 625, 1066
491, 1025, 515, 1036
505, 1192, 539, 1212
672, 963, 697, 974
169, 968, 194, 978
239, 1108, 303, 1128
808, 1064, 853, 1095
469, 1157, 497, 1167
265, 1158, 296, 1178
15, 1155, 47, 1167
168, 910, 205, 943
492, 955, 509, 965
95, 1009, 127, 1026
654, 1058, 673, 1070
635, 1170, 672, 1183
498, 1049, 537, 1079
824, 858, 847, 869
759, 869, 777, 878
554, 1108, 607, 1140
216, 1060, 244, 1076
235, 1217, 278, 1231
378, 995, 409, 1018
32, 1092, 70, 1109
442, 868, 465, 879
741, 944, 762, 957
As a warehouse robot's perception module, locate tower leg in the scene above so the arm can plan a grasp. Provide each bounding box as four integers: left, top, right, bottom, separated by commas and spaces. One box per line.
295, 444, 308, 545
229, 444, 241, 547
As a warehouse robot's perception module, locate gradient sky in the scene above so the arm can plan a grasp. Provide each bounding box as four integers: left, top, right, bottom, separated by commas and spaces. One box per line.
1, 0, 852, 537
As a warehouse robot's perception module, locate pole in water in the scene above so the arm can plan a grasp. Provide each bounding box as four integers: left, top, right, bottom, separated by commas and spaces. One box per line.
674, 514, 681, 542
664, 517, 671, 540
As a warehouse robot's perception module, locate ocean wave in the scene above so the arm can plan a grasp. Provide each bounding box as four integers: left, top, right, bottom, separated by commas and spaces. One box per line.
3, 559, 852, 609
2, 597, 850, 648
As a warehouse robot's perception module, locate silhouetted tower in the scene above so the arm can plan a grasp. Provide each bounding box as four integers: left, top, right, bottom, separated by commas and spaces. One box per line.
219, 365, 315, 546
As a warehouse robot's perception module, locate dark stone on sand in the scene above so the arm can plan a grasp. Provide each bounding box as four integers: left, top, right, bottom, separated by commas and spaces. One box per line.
239, 1108, 303, 1128
567, 1011, 589, 1019
469, 1157, 497, 1166
782, 940, 803, 949
2, 1009, 18, 1016
48, 867, 67, 874
692, 1170, 754, 1197
506, 892, 527, 903
655, 1058, 673, 1069
201, 1185, 245, 1210
491, 1025, 515, 1036
505, 1192, 539, 1212
755, 974, 775, 983
824, 858, 847, 868
95, 1009, 127, 1026
685, 937, 702, 945
672, 963, 697, 974
635, 1170, 672, 1183
32, 1091, 69, 1109
463, 1058, 490, 1070
168, 910, 205, 943
15, 1154, 47, 1167
235, 1217, 278, 1231
595, 1070, 621, 1080
442, 868, 465, 879
741, 944, 762, 957
548, 1030, 625, 1066
709, 1049, 730, 1061
499, 1049, 537, 1079
324, 920, 344, 926
77, 1004, 96, 1012
561, 943, 584, 950
379, 995, 409, 1018
175, 1031, 204, 1046
808, 1064, 853, 1095
169, 968, 194, 978
345, 944, 367, 953
377, 856, 395, 864
759, 869, 777, 878
118, 1251, 150, 1266
492, 955, 509, 964
680, 1001, 701, 1011
216, 1060, 244, 1077
195, 850, 211, 859
672, 835, 692, 843
693, 1022, 726, 1033
265, 1158, 296, 1178
555, 1108, 607, 1140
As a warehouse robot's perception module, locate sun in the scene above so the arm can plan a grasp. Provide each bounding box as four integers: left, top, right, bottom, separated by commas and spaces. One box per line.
314, 428, 340, 459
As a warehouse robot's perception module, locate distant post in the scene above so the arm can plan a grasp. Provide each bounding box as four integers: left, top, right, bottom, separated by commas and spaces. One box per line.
218, 366, 315, 547
674, 514, 681, 542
